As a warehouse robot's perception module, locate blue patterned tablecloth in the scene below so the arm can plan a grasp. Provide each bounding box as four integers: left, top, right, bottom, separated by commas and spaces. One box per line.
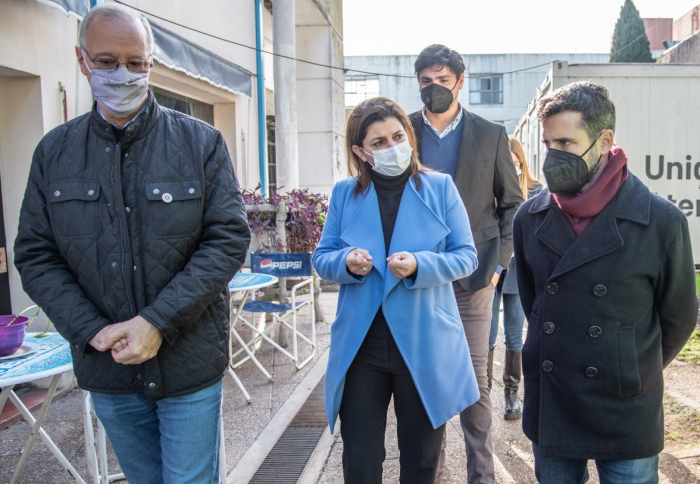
0, 333, 73, 387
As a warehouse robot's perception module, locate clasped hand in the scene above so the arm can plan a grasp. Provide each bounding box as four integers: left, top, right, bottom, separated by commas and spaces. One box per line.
89, 315, 163, 365
347, 249, 417, 279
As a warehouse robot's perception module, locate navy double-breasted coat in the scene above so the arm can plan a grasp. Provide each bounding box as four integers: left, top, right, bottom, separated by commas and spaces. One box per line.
513, 173, 697, 460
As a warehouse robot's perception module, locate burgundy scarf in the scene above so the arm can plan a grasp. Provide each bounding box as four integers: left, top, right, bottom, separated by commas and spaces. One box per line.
553, 146, 628, 236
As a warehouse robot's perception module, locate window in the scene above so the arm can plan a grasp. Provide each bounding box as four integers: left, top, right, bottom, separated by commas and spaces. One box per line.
344, 76, 379, 107
150, 86, 214, 125
469, 75, 503, 105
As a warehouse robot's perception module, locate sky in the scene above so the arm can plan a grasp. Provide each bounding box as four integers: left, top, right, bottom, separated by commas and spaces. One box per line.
342, 0, 700, 56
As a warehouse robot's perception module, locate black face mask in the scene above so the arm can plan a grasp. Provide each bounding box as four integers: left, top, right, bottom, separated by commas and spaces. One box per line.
542, 134, 602, 194
420, 81, 457, 114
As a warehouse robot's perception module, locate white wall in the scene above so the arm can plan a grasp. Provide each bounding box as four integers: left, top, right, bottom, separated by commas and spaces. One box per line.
345, 53, 610, 134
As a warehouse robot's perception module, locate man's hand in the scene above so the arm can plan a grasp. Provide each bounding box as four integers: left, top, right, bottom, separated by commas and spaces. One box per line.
101, 315, 163, 365
491, 272, 500, 287
346, 248, 373, 276
387, 252, 417, 279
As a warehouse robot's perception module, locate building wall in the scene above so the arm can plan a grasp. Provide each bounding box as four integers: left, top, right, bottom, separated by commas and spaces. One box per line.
643, 18, 673, 56
0, 0, 345, 327
514, 62, 700, 263
344, 53, 609, 134
657, 30, 700, 63
673, 5, 700, 41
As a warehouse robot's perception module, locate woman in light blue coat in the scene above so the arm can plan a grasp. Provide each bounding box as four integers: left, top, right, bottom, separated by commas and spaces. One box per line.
313, 97, 479, 483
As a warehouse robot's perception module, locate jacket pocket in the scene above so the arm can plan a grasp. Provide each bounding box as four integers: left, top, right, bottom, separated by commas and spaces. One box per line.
616, 325, 642, 397
146, 179, 203, 238
48, 181, 100, 238
435, 304, 462, 333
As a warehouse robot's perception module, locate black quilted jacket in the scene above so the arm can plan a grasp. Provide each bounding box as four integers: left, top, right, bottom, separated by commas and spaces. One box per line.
14, 93, 250, 399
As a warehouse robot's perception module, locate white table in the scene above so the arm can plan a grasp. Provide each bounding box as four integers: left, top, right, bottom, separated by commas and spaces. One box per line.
0, 332, 85, 484
227, 272, 279, 402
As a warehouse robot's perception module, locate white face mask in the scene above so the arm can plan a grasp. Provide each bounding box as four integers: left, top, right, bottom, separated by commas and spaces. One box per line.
362, 140, 413, 177
83, 59, 149, 115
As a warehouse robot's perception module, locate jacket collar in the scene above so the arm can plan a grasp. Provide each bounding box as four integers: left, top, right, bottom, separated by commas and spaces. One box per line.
90, 90, 161, 146
532, 173, 650, 278
340, 175, 450, 295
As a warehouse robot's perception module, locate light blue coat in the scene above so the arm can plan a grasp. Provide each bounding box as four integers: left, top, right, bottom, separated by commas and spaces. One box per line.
313, 171, 480, 433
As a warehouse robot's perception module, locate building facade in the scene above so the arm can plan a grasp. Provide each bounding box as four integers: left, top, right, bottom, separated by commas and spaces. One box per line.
344, 53, 609, 134
0, 0, 345, 325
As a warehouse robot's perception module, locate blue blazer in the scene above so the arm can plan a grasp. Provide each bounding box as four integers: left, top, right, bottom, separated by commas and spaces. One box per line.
313, 171, 480, 432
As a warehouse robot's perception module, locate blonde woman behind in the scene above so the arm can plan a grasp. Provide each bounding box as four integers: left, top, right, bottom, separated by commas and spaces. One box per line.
488, 136, 543, 419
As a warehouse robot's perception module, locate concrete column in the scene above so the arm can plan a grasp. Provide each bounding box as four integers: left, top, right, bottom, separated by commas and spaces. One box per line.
272, 0, 299, 192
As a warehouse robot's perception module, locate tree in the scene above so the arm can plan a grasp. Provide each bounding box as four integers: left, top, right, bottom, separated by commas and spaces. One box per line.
610, 0, 654, 63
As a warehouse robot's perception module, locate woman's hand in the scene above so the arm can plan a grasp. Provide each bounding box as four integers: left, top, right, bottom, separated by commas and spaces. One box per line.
387, 252, 417, 279
346, 248, 373, 276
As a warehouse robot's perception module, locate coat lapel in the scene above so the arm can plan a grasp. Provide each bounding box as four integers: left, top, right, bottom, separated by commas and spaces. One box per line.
339, 185, 387, 278
452, 109, 474, 192
384, 178, 450, 297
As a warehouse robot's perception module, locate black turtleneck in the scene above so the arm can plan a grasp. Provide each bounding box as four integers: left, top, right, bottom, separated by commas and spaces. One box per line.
365, 168, 412, 340
370, 168, 412, 253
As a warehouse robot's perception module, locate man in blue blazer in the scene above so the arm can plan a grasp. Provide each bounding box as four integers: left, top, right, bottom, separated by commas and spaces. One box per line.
409, 44, 523, 483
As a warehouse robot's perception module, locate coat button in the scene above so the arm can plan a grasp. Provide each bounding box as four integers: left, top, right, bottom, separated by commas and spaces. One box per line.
105, 147, 111, 153
111, 262, 118, 268
148, 382, 156, 389
543, 321, 555, 334
542, 360, 554, 372
137, 374, 143, 380
585, 367, 599, 378
153, 188, 160, 195
546, 282, 559, 295
88, 189, 94, 196
588, 326, 602, 338
54, 190, 61, 197
188, 188, 195, 194
593, 284, 607, 297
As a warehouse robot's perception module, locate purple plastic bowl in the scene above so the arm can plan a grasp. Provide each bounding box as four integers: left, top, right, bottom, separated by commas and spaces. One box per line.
0, 316, 29, 356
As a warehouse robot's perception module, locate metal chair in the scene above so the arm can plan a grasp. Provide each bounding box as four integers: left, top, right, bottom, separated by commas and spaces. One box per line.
231, 252, 316, 372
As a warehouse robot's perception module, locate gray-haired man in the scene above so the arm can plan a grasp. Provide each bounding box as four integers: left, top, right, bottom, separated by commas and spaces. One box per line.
14, 4, 250, 482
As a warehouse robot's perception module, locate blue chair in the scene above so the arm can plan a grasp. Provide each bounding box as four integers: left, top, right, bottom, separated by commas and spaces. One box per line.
232, 252, 316, 371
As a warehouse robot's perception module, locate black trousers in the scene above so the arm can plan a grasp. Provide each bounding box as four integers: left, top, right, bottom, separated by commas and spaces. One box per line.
339, 332, 445, 484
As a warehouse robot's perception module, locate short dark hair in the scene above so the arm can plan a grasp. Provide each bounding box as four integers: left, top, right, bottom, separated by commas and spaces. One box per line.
414, 44, 465, 79
537, 81, 616, 141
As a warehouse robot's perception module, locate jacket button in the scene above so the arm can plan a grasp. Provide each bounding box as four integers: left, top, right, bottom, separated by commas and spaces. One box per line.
189, 188, 195, 194
593, 284, 607, 297
546, 282, 559, 295
87, 189, 94, 196
543, 321, 555, 334
105, 147, 111, 153
125, 207, 131, 213
137, 374, 143, 380
111, 262, 118, 268
585, 367, 599, 378
54, 191, 61, 197
153, 188, 160, 195
588, 326, 602, 338
148, 382, 156, 389
542, 360, 554, 372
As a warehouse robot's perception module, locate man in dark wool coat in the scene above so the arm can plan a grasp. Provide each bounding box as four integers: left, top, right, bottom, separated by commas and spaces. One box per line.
513, 80, 697, 484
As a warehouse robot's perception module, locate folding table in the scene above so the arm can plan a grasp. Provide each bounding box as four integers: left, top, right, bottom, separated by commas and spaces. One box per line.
0, 332, 84, 484
227, 272, 279, 402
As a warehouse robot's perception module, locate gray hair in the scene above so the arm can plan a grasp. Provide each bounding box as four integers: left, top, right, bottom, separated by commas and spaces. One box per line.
79, 3, 154, 53
537, 81, 616, 141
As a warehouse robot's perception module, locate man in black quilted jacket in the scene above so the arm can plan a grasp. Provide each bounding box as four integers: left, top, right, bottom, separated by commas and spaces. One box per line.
14, 4, 250, 483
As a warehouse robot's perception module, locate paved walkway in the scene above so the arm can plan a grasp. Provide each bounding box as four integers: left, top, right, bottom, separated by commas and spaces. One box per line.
2, 289, 700, 483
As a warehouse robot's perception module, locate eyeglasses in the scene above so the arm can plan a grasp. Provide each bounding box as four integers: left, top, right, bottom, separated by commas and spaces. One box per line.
82, 49, 153, 73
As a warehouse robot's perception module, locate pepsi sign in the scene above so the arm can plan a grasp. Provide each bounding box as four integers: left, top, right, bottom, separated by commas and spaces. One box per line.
251, 252, 312, 277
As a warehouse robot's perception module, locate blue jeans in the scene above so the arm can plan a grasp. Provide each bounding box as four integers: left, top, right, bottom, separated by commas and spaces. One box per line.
489, 276, 525, 352
91, 379, 223, 484
532, 443, 659, 484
